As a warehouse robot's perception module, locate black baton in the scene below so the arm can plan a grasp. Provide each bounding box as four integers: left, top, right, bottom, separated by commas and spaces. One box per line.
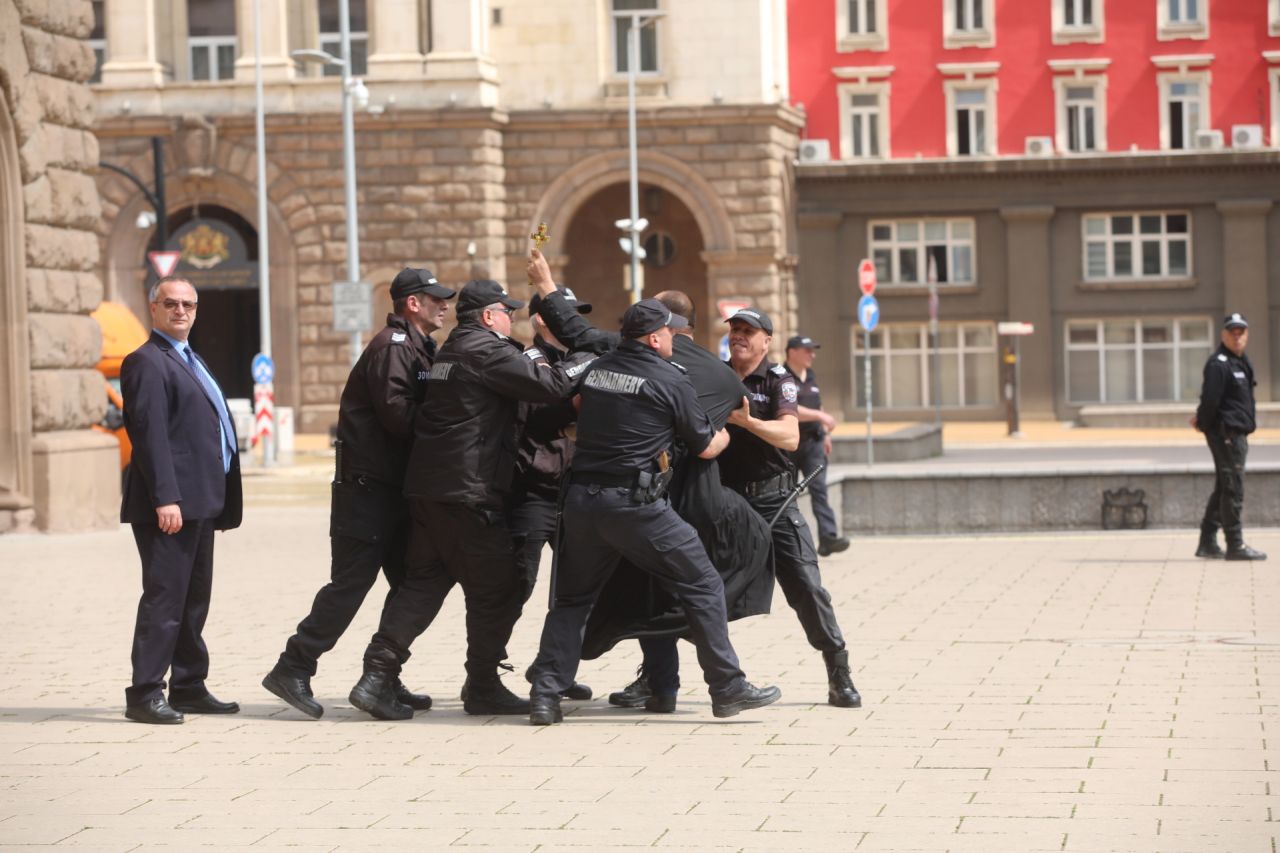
547, 465, 570, 609
333, 439, 344, 484
768, 462, 827, 529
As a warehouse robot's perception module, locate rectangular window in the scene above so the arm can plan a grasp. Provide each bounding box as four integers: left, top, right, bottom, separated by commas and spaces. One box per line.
1168, 0, 1200, 24
848, 0, 877, 34
1053, 0, 1104, 43
1065, 0, 1093, 26
89, 0, 105, 84
954, 87, 989, 155
1065, 84, 1099, 152
613, 0, 660, 74
189, 36, 237, 81
1082, 212, 1191, 281
1158, 0, 1208, 39
955, 0, 983, 31
870, 218, 975, 287
1065, 317, 1212, 403
1166, 80, 1202, 150
318, 0, 369, 76
839, 85, 888, 159
854, 322, 997, 409
944, 0, 994, 47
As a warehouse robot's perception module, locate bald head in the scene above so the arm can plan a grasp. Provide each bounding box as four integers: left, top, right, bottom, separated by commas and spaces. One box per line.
654, 290, 695, 335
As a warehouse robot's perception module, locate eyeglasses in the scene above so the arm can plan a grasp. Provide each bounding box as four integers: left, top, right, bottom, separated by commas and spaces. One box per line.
493, 307, 515, 316
155, 299, 198, 312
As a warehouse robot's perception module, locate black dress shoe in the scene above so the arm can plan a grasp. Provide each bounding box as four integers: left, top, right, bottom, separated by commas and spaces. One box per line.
1226, 544, 1267, 561
170, 694, 240, 714
529, 695, 563, 726
561, 681, 593, 701
125, 697, 184, 725
394, 679, 433, 711
644, 694, 677, 714
263, 669, 324, 719
818, 536, 850, 557
711, 682, 781, 718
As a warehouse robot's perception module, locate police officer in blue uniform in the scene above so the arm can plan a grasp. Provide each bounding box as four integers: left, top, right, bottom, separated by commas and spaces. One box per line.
783, 335, 849, 556
526, 299, 781, 725
1193, 312, 1266, 561
722, 308, 862, 708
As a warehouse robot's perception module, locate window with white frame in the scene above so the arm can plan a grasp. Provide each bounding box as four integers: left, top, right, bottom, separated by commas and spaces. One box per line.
854, 322, 998, 409
89, 0, 105, 84
612, 0, 660, 75
1158, 0, 1208, 39
188, 0, 235, 81
944, 0, 994, 47
1056, 78, 1105, 153
1082, 212, 1191, 281
949, 84, 993, 155
870, 218, 975, 287
838, 85, 888, 159
1065, 317, 1212, 403
1160, 76, 1207, 150
837, 0, 888, 51
319, 0, 368, 76
1052, 0, 1104, 44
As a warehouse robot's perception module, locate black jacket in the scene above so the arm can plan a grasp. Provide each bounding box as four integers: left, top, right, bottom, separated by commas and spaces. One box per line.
1196, 343, 1257, 435
405, 323, 574, 509
513, 339, 595, 502
336, 313, 437, 488
536, 290, 621, 355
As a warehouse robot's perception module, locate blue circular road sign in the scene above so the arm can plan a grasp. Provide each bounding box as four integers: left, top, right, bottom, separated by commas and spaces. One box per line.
857, 294, 880, 332
251, 352, 275, 385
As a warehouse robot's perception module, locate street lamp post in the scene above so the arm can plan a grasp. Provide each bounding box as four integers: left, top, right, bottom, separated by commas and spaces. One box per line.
292, 0, 368, 366
616, 11, 665, 305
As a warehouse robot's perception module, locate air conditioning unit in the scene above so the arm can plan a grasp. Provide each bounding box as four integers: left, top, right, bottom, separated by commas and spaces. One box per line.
1024, 135, 1054, 157
1232, 124, 1264, 149
1194, 129, 1224, 150
798, 139, 831, 163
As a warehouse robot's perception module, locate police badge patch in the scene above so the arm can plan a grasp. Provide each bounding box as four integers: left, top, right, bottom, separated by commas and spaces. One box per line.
781, 381, 799, 403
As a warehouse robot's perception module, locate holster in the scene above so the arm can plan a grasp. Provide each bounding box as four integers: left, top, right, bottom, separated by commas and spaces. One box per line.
632, 468, 674, 505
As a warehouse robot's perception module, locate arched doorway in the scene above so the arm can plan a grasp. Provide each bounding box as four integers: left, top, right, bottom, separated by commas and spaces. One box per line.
0, 81, 32, 515
157, 204, 261, 399
562, 183, 712, 349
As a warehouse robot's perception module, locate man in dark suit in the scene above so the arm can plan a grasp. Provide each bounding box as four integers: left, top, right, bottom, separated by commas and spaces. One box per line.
120, 276, 243, 725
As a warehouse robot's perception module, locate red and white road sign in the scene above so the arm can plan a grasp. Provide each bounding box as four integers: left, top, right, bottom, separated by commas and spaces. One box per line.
148, 250, 182, 279
716, 298, 751, 321
252, 383, 275, 447
996, 321, 1035, 336
858, 258, 877, 296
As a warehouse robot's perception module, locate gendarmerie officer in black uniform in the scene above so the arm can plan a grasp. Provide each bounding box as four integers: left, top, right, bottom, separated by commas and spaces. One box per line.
262, 268, 454, 718
348, 279, 576, 720
783, 335, 849, 556
261, 267, 455, 717
526, 298, 781, 725
1192, 312, 1266, 561
721, 307, 862, 708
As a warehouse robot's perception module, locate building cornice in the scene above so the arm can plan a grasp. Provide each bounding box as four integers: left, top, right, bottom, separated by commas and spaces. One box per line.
505, 103, 807, 133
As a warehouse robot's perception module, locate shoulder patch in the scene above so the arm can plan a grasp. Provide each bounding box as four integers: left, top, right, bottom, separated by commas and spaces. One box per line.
524, 348, 543, 360
668, 360, 688, 374
780, 381, 799, 403
391, 332, 407, 343
1217, 354, 1228, 362
770, 364, 788, 376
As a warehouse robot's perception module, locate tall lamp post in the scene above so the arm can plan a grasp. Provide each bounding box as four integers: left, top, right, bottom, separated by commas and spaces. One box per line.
292, 0, 369, 366
615, 10, 665, 305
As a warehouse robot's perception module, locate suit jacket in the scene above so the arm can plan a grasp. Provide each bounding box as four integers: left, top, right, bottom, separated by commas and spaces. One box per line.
120, 332, 243, 530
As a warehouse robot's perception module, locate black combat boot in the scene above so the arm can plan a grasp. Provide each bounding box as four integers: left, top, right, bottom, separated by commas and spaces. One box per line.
462, 664, 531, 715
529, 695, 563, 726
1225, 530, 1267, 561
1195, 523, 1225, 559
262, 665, 324, 719
824, 649, 862, 708
349, 670, 414, 720
711, 681, 782, 718
393, 679, 432, 711
607, 667, 651, 708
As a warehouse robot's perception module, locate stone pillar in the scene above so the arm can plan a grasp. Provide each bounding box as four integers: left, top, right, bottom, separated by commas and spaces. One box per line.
367, 0, 425, 77
234, 0, 294, 82
1218, 199, 1273, 402
426, 0, 499, 102
100, 0, 165, 87
1000, 205, 1056, 418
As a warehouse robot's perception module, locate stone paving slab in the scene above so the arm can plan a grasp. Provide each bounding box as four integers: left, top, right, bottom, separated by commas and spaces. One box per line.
1, 502, 1277, 851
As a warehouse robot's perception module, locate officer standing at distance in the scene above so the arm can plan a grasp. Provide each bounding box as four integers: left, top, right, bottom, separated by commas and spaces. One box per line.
349, 279, 577, 720
721, 308, 862, 709
526, 299, 781, 726
262, 268, 453, 719
783, 335, 849, 557
1192, 312, 1266, 561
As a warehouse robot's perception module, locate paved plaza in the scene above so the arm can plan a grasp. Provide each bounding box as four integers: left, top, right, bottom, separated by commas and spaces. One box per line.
0, 472, 1277, 851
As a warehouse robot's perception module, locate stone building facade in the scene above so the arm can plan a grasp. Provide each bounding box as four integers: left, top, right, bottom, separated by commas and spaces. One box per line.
0, 0, 118, 533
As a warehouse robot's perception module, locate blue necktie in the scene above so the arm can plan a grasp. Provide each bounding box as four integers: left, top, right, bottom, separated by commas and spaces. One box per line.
185, 346, 236, 473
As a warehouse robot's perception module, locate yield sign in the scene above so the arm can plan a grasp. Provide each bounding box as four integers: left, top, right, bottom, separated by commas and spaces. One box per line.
148, 250, 182, 278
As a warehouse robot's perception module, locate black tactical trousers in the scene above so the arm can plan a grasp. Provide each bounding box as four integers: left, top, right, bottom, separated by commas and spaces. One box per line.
743, 487, 845, 653
529, 484, 746, 700
363, 499, 523, 678
1202, 430, 1249, 537
789, 438, 838, 542
508, 493, 558, 604
277, 479, 408, 678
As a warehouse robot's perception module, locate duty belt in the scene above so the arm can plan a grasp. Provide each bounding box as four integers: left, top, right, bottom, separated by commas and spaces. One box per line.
741, 471, 795, 497
569, 470, 641, 488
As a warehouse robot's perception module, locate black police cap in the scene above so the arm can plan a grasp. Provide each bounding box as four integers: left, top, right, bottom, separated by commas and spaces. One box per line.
786, 335, 820, 350
529, 286, 592, 317
457, 279, 525, 313
620, 298, 689, 338
725, 307, 773, 335
1224, 312, 1249, 330
389, 268, 455, 301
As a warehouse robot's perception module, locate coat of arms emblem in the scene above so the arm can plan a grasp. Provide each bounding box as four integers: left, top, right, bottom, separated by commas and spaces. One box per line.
179, 224, 231, 270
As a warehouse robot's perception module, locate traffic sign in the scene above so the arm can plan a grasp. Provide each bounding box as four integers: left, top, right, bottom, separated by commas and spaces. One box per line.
716, 298, 751, 321
858, 258, 877, 296
251, 352, 274, 385
332, 280, 373, 333
997, 321, 1035, 336
148, 250, 182, 278
718, 333, 731, 362
857, 294, 880, 332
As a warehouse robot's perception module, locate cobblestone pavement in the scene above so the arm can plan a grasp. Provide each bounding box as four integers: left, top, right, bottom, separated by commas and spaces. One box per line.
1, 496, 1277, 851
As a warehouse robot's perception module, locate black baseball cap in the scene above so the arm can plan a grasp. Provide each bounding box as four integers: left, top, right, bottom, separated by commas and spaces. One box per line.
1224, 312, 1249, 330
389, 268, 455, 301
529, 286, 592, 317
620, 298, 689, 338
457, 279, 525, 313
786, 335, 820, 350
725, 307, 773, 335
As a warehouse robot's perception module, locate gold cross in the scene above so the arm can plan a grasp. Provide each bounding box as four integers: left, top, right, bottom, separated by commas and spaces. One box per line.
530, 222, 549, 250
